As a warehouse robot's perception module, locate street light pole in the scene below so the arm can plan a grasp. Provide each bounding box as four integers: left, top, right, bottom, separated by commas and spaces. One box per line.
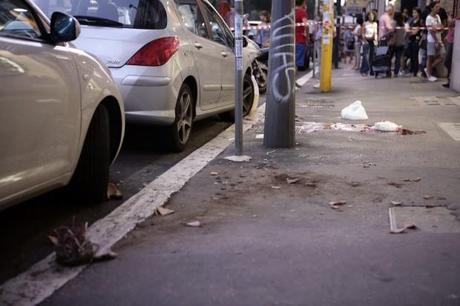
264, 0, 296, 148
234, 0, 244, 155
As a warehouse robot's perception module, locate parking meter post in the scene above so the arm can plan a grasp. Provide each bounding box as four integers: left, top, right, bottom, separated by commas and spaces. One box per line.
264, 0, 296, 148
320, 0, 333, 92
234, 0, 244, 156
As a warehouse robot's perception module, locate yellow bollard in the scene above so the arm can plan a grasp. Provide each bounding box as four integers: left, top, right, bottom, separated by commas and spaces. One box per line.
320, 0, 334, 92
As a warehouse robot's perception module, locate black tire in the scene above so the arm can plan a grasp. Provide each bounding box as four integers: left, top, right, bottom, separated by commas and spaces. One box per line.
219, 73, 255, 122
69, 105, 110, 204
167, 83, 194, 152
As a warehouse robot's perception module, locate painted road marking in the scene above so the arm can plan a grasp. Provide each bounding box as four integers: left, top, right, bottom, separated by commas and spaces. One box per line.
0, 105, 266, 306
296, 68, 317, 87
439, 123, 460, 141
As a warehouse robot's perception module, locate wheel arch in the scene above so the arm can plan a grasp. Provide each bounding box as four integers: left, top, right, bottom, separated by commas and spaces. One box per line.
182, 76, 198, 118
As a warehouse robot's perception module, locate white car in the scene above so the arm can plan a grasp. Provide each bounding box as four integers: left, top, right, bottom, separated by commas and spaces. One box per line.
34, 0, 258, 151
0, 0, 125, 209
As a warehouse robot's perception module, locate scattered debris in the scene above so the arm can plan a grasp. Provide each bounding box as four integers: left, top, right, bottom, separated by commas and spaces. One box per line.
329, 201, 347, 209
305, 182, 318, 188
391, 201, 403, 206
107, 183, 123, 200
423, 195, 434, 200
256, 134, 264, 139
271, 185, 281, 189
373, 121, 401, 132
210, 172, 219, 176
403, 177, 422, 182
388, 182, 404, 188
341, 100, 369, 120
390, 224, 418, 234
350, 182, 361, 187
155, 207, 175, 216
286, 178, 300, 184
398, 128, 426, 135
49, 221, 117, 266
266, 149, 277, 155
184, 221, 201, 227
224, 155, 252, 163
363, 162, 377, 168
425, 204, 437, 208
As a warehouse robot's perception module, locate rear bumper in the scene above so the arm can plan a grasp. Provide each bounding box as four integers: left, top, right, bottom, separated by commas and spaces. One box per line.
110, 64, 181, 126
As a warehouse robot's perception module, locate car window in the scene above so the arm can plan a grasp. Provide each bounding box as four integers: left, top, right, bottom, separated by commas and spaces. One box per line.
200, 1, 232, 47
0, 0, 42, 40
176, 2, 208, 39
32, 0, 167, 29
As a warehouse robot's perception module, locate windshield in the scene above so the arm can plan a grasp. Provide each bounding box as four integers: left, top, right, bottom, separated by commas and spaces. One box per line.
32, 0, 167, 29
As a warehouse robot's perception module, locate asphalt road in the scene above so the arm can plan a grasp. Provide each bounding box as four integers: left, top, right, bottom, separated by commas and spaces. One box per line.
0, 116, 232, 284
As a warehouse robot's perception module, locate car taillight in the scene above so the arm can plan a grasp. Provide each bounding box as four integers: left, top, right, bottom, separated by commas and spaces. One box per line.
127, 37, 179, 66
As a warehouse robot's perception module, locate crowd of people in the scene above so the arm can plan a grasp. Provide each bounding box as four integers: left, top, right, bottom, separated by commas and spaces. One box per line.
344, 1, 455, 87
215, 0, 455, 87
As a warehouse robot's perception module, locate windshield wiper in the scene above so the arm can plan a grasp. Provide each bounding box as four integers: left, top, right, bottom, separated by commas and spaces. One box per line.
74, 16, 123, 27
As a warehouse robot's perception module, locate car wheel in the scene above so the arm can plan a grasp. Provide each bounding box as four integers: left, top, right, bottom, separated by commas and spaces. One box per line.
69, 104, 110, 204
220, 73, 255, 122
168, 83, 194, 152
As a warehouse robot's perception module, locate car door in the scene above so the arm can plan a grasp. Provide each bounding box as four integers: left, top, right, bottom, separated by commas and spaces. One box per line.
175, 0, 222, 110
0, 0, 81, 202
199, 0, 235, 107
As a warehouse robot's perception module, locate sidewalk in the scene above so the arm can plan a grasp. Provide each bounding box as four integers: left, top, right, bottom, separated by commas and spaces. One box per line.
43, 68, 460, 306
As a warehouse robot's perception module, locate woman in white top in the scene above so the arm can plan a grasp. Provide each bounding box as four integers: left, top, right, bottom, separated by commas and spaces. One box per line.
360, 11, 378, 76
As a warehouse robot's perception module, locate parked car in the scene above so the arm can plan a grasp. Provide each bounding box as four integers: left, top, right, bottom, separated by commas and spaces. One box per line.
33, 0, 258, 151
0, 0, 125, 209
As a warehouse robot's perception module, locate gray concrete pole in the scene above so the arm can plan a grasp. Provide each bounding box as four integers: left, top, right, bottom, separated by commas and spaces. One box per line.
234, 0, 244, 155
264, 0, 296, 148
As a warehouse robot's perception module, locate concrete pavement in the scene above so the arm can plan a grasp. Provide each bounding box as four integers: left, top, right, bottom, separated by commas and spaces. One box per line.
41, 67, 460, 306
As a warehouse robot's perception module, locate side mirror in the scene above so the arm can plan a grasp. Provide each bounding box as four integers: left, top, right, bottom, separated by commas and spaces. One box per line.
50, 12, 80, 44
243, 36, 248, 48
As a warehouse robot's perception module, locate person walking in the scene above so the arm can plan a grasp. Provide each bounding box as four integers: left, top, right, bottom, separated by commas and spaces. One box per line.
361, 11, 378, 76
255, 10, 271, 48
352, 16, 364, 70
407, 8, 422, 76
425, 1, 444, 82
295, 0, 309, 70
443, 14, 455, 87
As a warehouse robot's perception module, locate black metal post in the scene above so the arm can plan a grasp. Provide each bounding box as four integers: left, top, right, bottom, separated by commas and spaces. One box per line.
234, 0, 244, 155
264, 0, 296, 148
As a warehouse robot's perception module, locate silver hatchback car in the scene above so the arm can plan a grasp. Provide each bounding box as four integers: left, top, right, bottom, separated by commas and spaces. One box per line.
35, 0, 257, 151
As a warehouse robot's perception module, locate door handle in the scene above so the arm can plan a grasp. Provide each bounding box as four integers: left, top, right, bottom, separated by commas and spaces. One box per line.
221, 52, 228, 58
194, 42, 203, 49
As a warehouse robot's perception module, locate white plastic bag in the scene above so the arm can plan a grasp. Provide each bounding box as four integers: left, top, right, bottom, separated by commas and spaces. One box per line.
341, 101, 369, 120
373, 121, 401, 132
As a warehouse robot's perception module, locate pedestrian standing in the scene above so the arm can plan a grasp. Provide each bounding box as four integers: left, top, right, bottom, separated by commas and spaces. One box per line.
443, 14, 455, 88
379, 4, 395, 43
343, 26, 354, 65
425, 1, 444, 82
407, 8, 422, 76
392, 12, 407, 76
361, 11, 378, 76
255, 10, 271, 48
295, 0, 309, 70
352, 16, 364, 70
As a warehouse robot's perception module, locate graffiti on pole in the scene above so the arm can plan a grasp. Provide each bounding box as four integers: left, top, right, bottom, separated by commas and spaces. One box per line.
269, 10, 295, 104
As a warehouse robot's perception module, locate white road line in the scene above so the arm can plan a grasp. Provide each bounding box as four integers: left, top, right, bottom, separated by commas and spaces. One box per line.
0, 105, 266, 306
296, 67, 318, 87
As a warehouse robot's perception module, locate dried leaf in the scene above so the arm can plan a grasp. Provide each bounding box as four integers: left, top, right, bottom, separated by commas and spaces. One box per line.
271, 185, 281, 189
305, 183, 318, 188
93, 250, 118, 261
388, 182, 403, 188
391, 201, 403, 206
185, 221, 201, 227
156, 207, 175, 216
210, 172, 219, 176
423, 195, 434, 200
107, 183, 123, 200
412, 177, 422, 182
224, 155, 252, 162
329, 201, 347, 206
